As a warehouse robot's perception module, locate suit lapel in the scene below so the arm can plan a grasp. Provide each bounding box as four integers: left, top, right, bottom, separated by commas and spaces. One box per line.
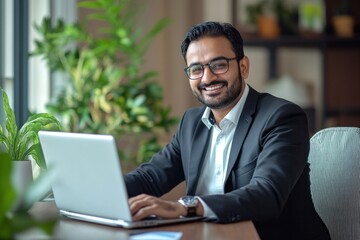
187, 121, 212, 195
225, 87, 258, 180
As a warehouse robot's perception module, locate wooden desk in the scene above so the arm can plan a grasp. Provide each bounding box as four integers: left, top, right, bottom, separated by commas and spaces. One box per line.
26, 201, 260, 240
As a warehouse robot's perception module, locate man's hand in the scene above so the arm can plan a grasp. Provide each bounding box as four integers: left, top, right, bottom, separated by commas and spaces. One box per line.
128, 194, 187, 221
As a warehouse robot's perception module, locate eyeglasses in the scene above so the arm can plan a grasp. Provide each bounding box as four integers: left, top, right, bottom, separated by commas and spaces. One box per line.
184, 57, 239, 80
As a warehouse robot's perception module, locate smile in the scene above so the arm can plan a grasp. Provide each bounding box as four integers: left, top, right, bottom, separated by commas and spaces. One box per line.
203, 83, 225, 91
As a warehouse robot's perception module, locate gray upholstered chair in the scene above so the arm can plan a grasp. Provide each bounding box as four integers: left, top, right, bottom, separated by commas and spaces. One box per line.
309, 127, 360, 240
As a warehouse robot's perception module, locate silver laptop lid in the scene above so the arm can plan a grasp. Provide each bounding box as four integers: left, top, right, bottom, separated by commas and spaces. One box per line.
38, 131, 132, 221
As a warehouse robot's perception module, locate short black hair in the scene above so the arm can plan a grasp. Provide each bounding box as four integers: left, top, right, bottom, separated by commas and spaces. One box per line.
181, 21, 244, 63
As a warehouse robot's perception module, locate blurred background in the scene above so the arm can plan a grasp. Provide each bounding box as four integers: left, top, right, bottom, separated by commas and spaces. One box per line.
1, 0, 360, 137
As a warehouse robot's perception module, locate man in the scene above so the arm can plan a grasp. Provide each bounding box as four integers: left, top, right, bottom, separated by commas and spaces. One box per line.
124, 21, 330, 239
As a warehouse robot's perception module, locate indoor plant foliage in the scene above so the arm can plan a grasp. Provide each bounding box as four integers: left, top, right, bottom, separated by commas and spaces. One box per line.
31, 0, 177, 167
0, 88, 62, 168
0, 88, 60, 237
0, 152, 55, 238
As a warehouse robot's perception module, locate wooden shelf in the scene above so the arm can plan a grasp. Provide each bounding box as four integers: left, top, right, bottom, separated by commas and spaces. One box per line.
242, 35, 360, 129
243, 35, 360, 48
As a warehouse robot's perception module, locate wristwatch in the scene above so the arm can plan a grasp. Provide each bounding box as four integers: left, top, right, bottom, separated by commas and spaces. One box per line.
178, 196, 198, 217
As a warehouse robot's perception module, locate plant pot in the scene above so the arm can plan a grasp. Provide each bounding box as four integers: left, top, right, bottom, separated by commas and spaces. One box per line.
11, 160, 33, 211
257, 15, 280, 38
333, 15, 354, 37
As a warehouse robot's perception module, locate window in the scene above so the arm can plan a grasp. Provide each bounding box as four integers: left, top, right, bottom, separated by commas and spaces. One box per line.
1, 0, 76, 126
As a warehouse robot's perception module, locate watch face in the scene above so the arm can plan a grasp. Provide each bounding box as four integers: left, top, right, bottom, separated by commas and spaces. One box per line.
179, 196, 198, 207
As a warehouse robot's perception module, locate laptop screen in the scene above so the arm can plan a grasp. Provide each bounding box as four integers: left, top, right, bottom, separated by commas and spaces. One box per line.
39, 131, 132, 221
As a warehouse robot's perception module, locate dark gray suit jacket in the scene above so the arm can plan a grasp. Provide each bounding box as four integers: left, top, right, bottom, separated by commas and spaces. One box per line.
125, 86, 330, 240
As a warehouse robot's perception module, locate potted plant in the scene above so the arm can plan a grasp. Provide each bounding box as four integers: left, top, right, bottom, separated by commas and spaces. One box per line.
0, 88, 62, 209
246, 0, 280, 38
246, 0, 298, 38
0, 152, 55, 238
31, 0, 177, 170
332, 0, 355, 37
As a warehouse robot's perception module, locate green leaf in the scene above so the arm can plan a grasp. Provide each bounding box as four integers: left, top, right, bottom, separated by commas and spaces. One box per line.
2, 89, 18, 145
21, 143, 46, 169
133, 94, 146, 107
0, 213, 55, 239
15, 113, 61, 161
0, 88, 62, 166
0, 89, 6, 131
77, 1, 102, 9
0, 152, 16, 222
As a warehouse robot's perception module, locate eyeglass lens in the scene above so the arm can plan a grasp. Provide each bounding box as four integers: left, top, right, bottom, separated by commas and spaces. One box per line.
185, 58, 232, 80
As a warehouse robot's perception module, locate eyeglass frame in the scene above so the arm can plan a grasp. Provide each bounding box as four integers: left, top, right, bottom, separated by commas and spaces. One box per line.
184, 56, 240, 80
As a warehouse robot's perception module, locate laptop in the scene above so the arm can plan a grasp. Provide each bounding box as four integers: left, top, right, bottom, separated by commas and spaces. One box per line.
38, 131, 203, 228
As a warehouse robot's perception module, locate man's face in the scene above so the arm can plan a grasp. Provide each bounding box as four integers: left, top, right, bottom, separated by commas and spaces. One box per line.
185, 36, 248, 110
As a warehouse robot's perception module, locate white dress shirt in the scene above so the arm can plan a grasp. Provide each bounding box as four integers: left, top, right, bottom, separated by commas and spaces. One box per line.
195, 84, 249, 218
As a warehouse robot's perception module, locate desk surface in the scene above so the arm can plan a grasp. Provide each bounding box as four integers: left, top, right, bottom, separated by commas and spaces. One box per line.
27, 201, 260, 240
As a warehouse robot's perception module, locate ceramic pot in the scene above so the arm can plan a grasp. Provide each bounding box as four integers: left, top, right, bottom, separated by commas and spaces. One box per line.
11, 160, 33, 210
257, 15, 280, 38
333, 15, 354, 37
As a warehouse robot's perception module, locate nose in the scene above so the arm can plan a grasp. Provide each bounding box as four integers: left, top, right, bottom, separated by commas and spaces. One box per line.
201, 65, 217, 83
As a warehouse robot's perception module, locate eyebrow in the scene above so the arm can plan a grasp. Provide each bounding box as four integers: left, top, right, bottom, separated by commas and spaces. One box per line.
187, 56, 228, 67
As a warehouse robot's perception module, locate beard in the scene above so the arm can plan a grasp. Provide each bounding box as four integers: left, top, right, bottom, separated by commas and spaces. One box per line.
192, 73, 243, 110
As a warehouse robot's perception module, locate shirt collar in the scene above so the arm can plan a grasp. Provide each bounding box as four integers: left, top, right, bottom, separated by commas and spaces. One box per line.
201, 84, 250, 129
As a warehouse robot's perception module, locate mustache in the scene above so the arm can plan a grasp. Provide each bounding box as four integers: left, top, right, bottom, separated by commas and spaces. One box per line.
198, 80, 228, 89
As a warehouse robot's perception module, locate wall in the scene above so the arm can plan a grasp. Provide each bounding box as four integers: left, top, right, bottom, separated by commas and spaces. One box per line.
138, 0, 203, 117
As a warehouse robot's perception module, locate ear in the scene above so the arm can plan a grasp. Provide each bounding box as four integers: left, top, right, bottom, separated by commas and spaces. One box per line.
240, 56, 250, 79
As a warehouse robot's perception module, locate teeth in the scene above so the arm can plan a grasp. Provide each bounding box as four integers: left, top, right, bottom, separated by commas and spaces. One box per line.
205, 84, 223, 91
